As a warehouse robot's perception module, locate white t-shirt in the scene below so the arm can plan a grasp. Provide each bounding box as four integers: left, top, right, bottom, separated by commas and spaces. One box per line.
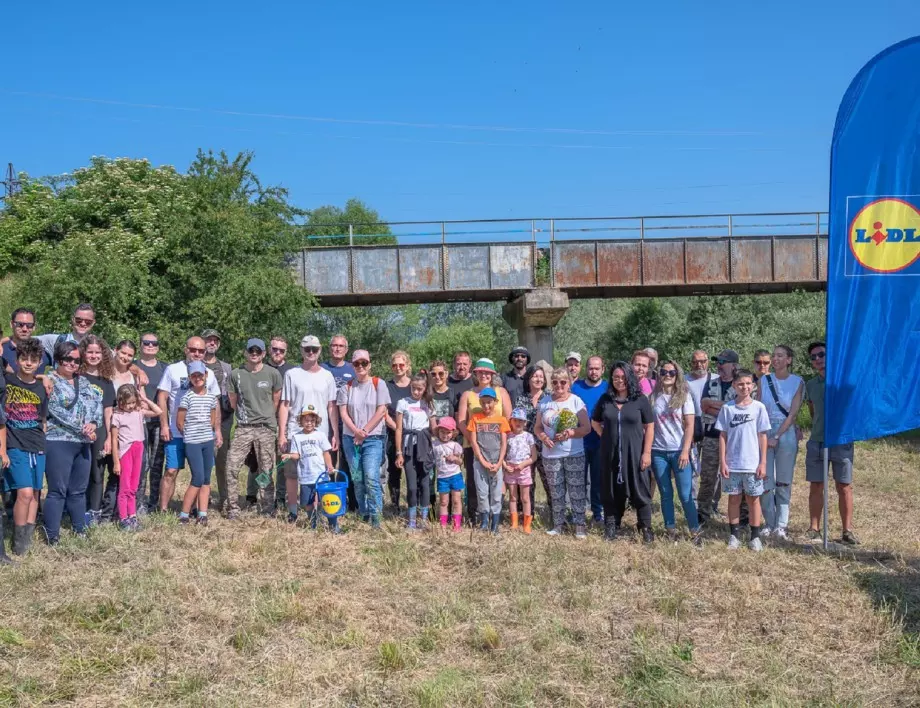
651, 393, 695, 452
289, 430, 332, 485
396, 396, 432, 432
157, 362, 220, 438
760, 373, 803, 424
282, 367, 337, 440
538, 395, 587, 459
432, 439, 463, 479
687, 375, 707, 419
714, 399, 771, 472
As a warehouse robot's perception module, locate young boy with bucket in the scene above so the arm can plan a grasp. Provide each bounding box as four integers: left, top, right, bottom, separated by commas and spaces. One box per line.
281, 405, 337, 530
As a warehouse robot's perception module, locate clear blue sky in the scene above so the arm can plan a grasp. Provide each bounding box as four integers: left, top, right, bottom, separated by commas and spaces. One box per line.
3, 1, 918, 222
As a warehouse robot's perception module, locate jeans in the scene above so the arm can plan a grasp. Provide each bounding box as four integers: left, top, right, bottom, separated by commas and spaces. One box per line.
762, 424, 798, 530
344, 435, 385, 520
140, 420, 164, 510
583, 445, 603, 521
652, 450, 699, 530
44, 441, 91, 540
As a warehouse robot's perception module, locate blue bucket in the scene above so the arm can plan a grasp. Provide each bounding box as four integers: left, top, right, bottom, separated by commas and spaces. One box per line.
316, 470, 349, 519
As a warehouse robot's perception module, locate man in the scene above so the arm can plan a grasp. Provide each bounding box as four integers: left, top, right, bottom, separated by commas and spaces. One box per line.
248, 334, 293, 507
697, 349, 739, 526
36, 303, 97, 358
572, 355, 609, 525
157, 336, 220, 511
135, 332, 166, 514
278, 335, 339, 511
3, 309, 52, 374
804, 342, 859, 545
643, 347, 659, 384
224, 339, 282, 518
321, 334, 357, 508
565, 352, 582, 382
685, 349, 710, 499
504, 346, 530, 405
448, 351, 475, 401
631, 350, 654, 395
266, 336, 294, 377
201, 329, 235, 509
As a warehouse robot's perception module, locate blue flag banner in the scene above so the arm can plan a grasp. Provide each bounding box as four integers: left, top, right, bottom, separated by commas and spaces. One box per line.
826, 37, 920, 446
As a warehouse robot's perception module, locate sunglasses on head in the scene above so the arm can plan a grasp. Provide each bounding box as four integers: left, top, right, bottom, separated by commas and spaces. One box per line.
187, 347, 205, 354
354, 360, 370, 368
271, 347, 286, 354
810, 352, 826, 361
302, 346, 320, 354
12, 321, 35, 329
142, 339, 159, 346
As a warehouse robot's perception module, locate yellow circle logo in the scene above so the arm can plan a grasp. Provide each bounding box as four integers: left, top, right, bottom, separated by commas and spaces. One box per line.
321, 494, 341, 515
849, 198, 920, 273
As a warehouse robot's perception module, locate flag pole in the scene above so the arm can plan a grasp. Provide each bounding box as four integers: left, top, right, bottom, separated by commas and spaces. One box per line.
822, 447, 829, 550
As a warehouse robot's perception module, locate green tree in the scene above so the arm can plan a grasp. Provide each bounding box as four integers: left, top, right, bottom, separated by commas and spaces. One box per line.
407, 321, 498, 369
302, 198, 395, 247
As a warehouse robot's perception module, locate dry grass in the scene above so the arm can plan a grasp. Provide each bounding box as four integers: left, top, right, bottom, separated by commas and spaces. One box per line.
1, 437, 920, 706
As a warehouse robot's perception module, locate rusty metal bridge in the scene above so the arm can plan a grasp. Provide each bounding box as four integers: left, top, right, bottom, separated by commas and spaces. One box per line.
296, 211, 829, 306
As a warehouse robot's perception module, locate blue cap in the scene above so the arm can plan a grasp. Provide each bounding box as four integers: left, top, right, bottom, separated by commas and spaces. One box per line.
246, 338, 266, 352
510, 407, 528, 421
479, 387, 497, 400
188, 360, 207, 376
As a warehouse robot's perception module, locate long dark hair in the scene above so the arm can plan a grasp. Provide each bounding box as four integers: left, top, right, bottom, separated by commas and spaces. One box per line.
601, 360, 642, 402
53, 340, 82, 410
523, 366, 546, 395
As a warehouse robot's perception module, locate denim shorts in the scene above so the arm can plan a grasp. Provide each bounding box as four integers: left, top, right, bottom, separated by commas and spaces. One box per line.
164, 438, 186, 470
723, 470, 764, 497
3, 449, 46, 492
437, 473, 465, 494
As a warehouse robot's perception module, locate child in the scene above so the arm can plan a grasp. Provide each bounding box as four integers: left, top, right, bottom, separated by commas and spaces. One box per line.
432, 416, 464, 532
395, 372, 434, 530
111, 383, 162, 530
282, 405, 336, 530
3, 337, 48, 557
177, 360, 222, 526
715, 369, 771, 551
504, 408, 537, 534
467, 387, 510, 534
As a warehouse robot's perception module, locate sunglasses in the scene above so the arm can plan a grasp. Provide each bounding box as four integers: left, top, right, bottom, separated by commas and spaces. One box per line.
271, 347, 287, 354
659, 369, 677, 378
717, 359, 734, 365
73, 317, 94, 326
187, 347, 205, 354
431, 371, 446, 377
247, 348, 264, 355
512, 354, 528, 359
12, 321, 35, 329
551, 380, 569, 387
61, 356, 81, 365
810, 352, 826, 361
302, 346, 320, 354
142, 340, 159, 346
755, 360, 771, 366
354, 360, 370, 368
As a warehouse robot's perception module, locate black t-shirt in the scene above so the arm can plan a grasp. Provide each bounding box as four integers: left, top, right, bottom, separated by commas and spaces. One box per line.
447, 375, 474, 406
431, 388, 455, 420
4, 374, 48, 452
268, 360, 294, 379
82, 373, 116, 444
386, 380, 412, 418
135, 359, 166, 404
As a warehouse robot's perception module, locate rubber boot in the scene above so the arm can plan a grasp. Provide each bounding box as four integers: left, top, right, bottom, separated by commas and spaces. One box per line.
0, 513, 16, 564
510, 512, 519, 530
23, 524, 35, 554
479, 513, 489, 531
523, 515, 533, 535
604, 517, 618, 542
12, 525, 27, 556
490, 512, 500, 535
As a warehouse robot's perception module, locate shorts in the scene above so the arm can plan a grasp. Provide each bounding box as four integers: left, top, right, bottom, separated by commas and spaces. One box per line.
164, 438, 186, 470
437, 473, 465, 494
723, 470, 764, 497
504, 464, 533, 486
805, 439, 854, 484
3, 449, 46, 492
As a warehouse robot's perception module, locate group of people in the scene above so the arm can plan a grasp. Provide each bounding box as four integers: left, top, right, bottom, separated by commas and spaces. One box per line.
0, 302, 859, 561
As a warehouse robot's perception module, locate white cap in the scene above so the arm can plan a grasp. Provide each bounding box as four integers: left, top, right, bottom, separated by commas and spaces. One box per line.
565, 351, 582, 363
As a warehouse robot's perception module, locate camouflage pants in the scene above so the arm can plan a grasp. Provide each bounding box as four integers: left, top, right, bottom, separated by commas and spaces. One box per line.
696, 436, 722, 525
220, 425, 277, 514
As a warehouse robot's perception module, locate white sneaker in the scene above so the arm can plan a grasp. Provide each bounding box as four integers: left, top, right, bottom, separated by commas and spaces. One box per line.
774, 527, 789, 541
546, 527, 562, 536
727, 534, 742, 550
749, 537, 764, 552
760, 527, 772, 539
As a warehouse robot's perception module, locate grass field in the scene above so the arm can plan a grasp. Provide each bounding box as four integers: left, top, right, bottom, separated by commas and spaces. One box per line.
1, 436, 920, 707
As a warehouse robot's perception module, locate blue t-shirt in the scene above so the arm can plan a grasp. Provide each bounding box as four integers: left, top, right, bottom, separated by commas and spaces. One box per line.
321, 361, 356, 392
571, 379, 609, 450
2, 340, 53, 375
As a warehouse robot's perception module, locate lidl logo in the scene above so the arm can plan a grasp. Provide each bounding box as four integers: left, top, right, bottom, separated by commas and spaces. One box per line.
849, 198, 920, 273
321, 493, 342, 515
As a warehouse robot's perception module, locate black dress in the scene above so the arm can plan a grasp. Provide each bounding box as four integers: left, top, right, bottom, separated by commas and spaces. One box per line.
593, 395, 654, 529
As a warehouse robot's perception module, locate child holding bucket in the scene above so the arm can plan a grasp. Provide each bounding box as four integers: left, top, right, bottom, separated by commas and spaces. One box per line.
432, 416, 464, 531
282, 405, 335, 529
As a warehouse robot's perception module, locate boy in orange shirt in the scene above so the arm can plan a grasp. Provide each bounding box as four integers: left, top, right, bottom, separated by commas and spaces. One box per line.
467, 387, 510, 534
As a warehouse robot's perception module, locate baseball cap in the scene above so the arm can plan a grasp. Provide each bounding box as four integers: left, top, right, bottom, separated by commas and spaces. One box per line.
246, 338, 266, 352
565, 352, 582, 363
472, 358, 497, 373
299, 404, 322, 422
187, 360, 207, 376
713, 349, 740, 364
201, 329, 221, 340
436, 416, 457, 431
479, 387, 497, 400
300, 335, 321, 349
508, 346, 531, 364
352, 349, 371, 363
510, 407, 528, 421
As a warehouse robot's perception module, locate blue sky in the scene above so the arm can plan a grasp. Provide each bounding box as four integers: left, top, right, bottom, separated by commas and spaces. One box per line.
3, 1, 918, 223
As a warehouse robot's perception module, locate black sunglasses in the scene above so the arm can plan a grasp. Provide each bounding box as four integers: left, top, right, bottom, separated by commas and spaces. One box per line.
142, 340, 159, 346
247, 347, 264, 355
61, 356, 81, 365
12, 321, 35, 329
271, 347, 287, 354
302, 346, 320, 354
659, 369, 677, 378
353, 360, 370, 368
810, 352, 826, 361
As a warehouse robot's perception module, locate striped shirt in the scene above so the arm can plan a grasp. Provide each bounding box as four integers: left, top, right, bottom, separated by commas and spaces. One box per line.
178, 390, 217, 444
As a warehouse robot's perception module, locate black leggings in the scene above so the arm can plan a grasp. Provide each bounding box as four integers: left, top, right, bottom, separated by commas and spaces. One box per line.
86, 436, 117, 518
601, 453, 652, 530
404, 460, 430, 508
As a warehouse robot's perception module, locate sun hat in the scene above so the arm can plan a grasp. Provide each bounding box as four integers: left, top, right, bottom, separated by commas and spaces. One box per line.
473, 358, 497, 373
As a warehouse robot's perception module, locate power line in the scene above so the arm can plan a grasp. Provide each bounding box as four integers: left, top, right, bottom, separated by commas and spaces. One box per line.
1, 163, 20, 199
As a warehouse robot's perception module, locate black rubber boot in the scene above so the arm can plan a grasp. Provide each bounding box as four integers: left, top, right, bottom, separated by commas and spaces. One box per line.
23, 524, 35, 555
604, 517, 618, 542
11, 525, 27, 556
0, 513, 16, 564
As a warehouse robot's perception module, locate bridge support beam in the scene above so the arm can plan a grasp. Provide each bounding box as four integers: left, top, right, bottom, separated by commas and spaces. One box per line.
502, 289, 570, 366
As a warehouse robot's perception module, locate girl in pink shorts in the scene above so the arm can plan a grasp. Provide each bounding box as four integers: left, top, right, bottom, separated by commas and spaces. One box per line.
504, 408, 538, 533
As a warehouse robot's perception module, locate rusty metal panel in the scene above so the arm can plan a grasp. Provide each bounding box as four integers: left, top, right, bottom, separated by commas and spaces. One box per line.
353, 248, 398, 293
685, 240, 730, 284
553, 243, 597, 287
399, 247, 442, 292
773, 237, 818, 282
490, 244, 533, 289
447, 245, 490, 290
597, 242, 641, 286
818, 238, 828, 280
302, 249, 350, 294
732, 239, 773, 282
642, 240, 686, 285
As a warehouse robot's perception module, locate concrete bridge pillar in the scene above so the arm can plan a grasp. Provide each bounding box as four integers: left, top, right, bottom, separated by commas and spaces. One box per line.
502, 289, 570, 367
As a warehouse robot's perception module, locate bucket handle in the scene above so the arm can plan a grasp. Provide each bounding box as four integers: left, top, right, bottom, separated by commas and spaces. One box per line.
316, 469, 350, 488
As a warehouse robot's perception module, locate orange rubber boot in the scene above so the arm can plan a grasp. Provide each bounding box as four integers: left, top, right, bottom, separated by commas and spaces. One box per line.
510, 512, 519, 529
523, 515, 533, 534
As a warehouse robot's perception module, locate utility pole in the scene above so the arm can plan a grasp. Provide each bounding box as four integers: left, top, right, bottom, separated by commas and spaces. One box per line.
1, 163, 20, 199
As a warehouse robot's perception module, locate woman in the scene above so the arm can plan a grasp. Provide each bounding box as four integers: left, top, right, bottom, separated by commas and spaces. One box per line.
592, 362, 655, 543
384, 350, 412, 512
337, 349, 390, 528
457, 358, 513, 520
111, 340, 139, 394
756, 344, 804, 540
79, 335, 117, 524
650, 361, 701, 543
534, 368, 591, 538
516, 366, 551, 518
44, 341, 103, 544
428, 360, 454, 422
